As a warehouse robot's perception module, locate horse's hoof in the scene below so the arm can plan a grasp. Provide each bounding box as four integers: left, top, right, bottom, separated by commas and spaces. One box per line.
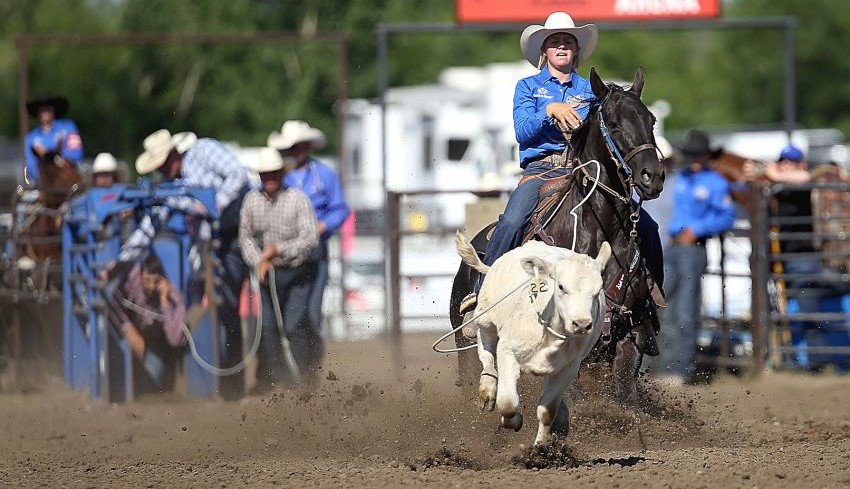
501, 412, 523, 432
551, 399, 569, 436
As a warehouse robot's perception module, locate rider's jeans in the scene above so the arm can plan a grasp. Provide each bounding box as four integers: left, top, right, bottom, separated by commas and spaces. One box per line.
481, 161, 569, 279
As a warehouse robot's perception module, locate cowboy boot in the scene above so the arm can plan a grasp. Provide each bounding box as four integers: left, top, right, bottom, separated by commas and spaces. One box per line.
458, 291, 477, 315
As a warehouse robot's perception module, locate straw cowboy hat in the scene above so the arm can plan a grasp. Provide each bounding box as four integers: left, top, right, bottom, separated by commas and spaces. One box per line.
92, 152, 118, 173
267, 120, 327, 151
253, 147, 288, 173
520, 12, 598, 69
135, 129, 198, 174
26, 93, 69, 118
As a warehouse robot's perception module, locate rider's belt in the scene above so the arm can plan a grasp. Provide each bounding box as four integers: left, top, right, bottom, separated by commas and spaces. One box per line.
531, 153, 571, 167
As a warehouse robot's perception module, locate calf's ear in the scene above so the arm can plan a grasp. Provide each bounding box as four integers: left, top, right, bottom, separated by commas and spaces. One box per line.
520, 256, 553, 280
595, 242, 612, 268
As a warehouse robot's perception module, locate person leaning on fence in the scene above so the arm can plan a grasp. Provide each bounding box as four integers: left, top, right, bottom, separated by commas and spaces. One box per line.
24, 93, 84, 185
105, 252, 187, 396
239, 147, 319, 392
267, 120, 351, 368
743, 145, 823, 356
131, 128, 253, 400
658, 129, 736, 385
459, 11, 664, 314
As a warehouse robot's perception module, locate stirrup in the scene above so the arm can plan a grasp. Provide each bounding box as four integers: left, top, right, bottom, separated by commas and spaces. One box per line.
459, 292, 477, 315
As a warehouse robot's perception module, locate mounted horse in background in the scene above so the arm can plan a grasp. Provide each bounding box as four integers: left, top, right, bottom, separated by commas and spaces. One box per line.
450, 67, 666, 407
16, 141, 85, 267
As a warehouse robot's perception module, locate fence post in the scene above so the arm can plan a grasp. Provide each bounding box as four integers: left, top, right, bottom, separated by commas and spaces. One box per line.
749, 183, 770, 375
385, 190, 402, 375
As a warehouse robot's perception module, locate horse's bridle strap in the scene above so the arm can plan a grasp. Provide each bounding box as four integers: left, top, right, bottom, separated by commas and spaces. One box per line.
621, 143, 657, 164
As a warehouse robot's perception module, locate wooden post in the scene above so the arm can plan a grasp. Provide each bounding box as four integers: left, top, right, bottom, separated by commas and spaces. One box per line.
748, 183, 770, 375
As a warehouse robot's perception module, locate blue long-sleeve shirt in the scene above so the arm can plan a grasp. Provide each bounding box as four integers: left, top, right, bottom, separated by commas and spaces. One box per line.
667, 167, 736, 240
283, 158, 350, 243
24, 119, 84, 183
513, 67, 595, 168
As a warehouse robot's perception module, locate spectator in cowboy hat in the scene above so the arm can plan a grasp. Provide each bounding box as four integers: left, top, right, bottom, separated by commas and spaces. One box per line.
91, 152, 120, 188
239, 147, 318, 391
267, 120, 350, 378
127, 128, 252, 399
24, 93, 84, 184
658, 129, 735, 385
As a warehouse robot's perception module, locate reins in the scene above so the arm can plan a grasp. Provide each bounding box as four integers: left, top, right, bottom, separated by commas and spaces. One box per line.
557, 95, 657, 342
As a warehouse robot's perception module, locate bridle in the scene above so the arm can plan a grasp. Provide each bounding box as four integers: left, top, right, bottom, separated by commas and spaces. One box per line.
570, 92, 660, 343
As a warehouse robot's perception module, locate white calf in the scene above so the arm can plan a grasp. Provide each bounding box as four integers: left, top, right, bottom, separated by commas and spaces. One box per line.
455, 233, 611, 445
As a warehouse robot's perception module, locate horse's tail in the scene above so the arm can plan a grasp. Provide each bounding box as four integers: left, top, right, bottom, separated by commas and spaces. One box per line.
455, 231, 489, 275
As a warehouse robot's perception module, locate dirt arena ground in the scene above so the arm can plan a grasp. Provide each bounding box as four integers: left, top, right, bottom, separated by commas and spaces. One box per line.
1, 333, 849, 488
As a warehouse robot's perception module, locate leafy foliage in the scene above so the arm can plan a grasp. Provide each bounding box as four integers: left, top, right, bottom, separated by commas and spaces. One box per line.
0, 0, 849, 165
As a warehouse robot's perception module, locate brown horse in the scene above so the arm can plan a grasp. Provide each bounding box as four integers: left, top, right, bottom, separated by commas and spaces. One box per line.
711, 151, 850, 272
709, 151, 767, 210
18, 145, 85, 263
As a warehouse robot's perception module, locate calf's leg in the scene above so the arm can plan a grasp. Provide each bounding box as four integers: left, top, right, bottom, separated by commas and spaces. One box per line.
495, 348, 523, 431
477, 324, 498, 412
535, 364, 577, 445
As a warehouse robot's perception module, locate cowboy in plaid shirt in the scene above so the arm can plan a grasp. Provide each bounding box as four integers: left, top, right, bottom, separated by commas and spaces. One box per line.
240, 147, 318, 391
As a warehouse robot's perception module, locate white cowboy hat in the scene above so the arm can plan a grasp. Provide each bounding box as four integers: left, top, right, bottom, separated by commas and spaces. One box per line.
253, 147, 287, 173
135, 129, 198, 174
656, 136, 674, 160
92, 152, 118, 173
267, 120, 327, 151
172, 131, 198, 154
520, 12, 598, 69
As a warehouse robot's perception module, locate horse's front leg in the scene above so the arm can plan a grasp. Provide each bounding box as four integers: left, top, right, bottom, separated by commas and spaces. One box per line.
613, 338, 642, 405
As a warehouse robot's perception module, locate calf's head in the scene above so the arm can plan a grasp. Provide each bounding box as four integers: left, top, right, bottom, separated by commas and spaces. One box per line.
520, 242, 612, 335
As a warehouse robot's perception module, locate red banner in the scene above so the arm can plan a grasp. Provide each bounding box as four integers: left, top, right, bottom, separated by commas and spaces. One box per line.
457, 0, 721, 23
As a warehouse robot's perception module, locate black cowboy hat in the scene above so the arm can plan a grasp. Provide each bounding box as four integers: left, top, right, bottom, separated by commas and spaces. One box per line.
677, 129, 723, 160
26, 93, 69, 118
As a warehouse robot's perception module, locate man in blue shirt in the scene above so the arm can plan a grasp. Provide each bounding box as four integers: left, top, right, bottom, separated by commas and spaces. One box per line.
24, 94, 84, 185
268, 120, 351, 382
658, 129, 735, 384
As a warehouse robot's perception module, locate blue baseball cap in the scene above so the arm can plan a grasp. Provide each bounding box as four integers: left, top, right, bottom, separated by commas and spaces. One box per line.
778, 145, 805, 163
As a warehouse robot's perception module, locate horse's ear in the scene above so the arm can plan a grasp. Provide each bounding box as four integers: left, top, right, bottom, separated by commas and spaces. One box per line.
590, 67, 608, 99
629, 66, 644, 98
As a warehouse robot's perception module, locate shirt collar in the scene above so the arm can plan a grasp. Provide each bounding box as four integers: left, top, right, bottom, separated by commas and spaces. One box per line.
535, 65, 575, 86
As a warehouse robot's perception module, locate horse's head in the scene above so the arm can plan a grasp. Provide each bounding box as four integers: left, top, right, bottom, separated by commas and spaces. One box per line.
32, 146, 84, 206
588, 67, 665, 200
